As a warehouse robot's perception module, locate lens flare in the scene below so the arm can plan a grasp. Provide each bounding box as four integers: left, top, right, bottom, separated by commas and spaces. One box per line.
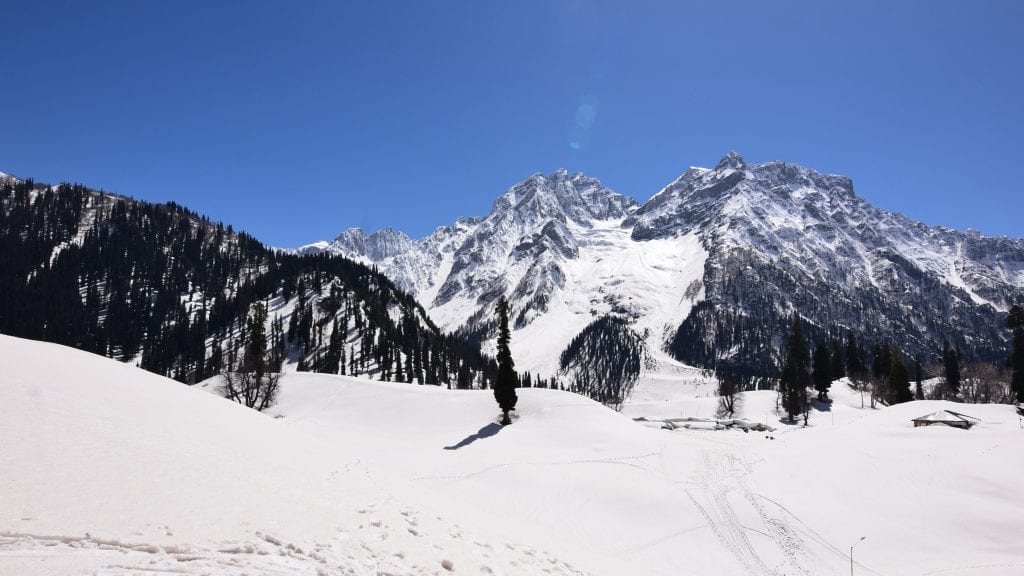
575, 95, 599, 128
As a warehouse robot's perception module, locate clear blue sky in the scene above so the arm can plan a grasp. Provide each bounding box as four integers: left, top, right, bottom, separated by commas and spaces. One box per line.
2, 1, 1021, 245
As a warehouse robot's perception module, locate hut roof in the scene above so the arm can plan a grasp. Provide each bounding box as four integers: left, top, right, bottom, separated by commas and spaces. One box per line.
912, 410, 980, 424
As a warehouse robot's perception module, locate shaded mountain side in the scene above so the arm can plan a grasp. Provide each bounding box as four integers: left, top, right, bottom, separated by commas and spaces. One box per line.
0, 177, 494, 387
668, 246, 1013, 376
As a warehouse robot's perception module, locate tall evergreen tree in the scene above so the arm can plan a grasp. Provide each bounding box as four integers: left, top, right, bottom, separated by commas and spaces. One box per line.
394, 348, 406, 382
830, 338, 846, 380
812, 343, 833, 401
780, 318, 811, 423
494, 299, 518, 425
871, 343, 891, 383
914, 357, 925, 400
885, 347, 914, 405
1008, 305, 1024, 403
943, 339, 961, 398
243, 302, 268, 376
413, 345, 424, 384
845, 333, 864, 381
221, 302, 279, 411
323, 317, 343, 374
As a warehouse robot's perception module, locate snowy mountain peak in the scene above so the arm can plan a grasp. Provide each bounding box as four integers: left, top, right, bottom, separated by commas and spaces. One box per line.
495, 169, 637, 227
421, 171, 641, 313
631, 155, 866, 241
328, 227, 415, 261
714, 150, 746, 170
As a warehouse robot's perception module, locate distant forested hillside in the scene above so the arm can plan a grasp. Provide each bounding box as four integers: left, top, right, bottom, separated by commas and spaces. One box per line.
0, 178, 494, 387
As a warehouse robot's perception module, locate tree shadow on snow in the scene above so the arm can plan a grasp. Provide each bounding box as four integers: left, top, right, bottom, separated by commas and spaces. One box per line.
444, 422, 502, 450
811, 398, 833, 412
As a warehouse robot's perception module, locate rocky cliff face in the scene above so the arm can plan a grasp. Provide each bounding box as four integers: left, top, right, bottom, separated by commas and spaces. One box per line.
431, 170, 637, 321
635, 153, 1024, 372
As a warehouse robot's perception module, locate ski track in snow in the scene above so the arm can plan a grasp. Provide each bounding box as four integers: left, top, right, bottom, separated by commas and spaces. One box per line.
409, 434, 843, 576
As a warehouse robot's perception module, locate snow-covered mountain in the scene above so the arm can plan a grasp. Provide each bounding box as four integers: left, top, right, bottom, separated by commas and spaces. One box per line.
302, 153, 1024, 391
647, 153, 1024, 373
304, 169, 703, 384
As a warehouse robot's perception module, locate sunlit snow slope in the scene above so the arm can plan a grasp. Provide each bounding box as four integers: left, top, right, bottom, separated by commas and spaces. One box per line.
4, 334, 1024, 575
0, 335, 581, 575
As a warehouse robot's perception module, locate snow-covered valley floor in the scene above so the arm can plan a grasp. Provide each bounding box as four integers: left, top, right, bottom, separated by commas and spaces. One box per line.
3, 334, 1023, 575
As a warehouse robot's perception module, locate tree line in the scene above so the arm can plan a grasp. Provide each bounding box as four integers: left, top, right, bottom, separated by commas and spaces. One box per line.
774, 306, 1024, 424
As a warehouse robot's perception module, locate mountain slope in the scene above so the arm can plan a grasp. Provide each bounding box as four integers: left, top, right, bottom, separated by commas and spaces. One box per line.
643, 153, 1024, 374
305, 154, 1024, 396
0, 177, 494, 387
306, 169, 707, 396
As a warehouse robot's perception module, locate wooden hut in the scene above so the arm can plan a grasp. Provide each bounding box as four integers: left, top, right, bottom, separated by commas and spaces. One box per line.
911, 410, 979, 429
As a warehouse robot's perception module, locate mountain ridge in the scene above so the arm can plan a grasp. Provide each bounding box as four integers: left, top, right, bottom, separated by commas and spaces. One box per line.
301, 153, 1024, 397
0, 176, 497, 388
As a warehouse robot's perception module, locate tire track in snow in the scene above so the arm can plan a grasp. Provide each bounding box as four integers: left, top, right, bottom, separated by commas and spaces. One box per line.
718, 451, 816, 576
685, 451, 778, 576
749, 493, 889, 576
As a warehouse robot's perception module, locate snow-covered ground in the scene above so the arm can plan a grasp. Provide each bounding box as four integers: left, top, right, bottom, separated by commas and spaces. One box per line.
0, 335, 581, 575
3, 334, 1024, 575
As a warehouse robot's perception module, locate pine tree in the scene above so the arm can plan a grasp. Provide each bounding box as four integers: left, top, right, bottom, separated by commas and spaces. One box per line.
494, 299, 518, 425
221, 302, 279, 411
244, 303, 268, 376
413, 344, 424, 384
780, 318, 811, 423
457, 358, 472, 390
812, 343, 833, 401
403, 346, 413, 383
871, 343, 891, 384
885, 347, 913, 405
914, 357, 925, 400
1008, 305, 1024, 403
395, 348, 406, 382
338, 337, 346, 373
845, 333, 864, 381
830, 338, 846, 380
943, 339, 961, 398
324, 317, 342, 374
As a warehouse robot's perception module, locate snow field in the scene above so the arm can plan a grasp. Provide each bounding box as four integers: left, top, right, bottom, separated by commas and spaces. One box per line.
3, 334, 1024, 575
0, 335, 584, 575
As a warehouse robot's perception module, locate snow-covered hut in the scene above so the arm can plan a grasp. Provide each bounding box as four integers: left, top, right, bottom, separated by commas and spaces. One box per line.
911, 410, 979, 429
